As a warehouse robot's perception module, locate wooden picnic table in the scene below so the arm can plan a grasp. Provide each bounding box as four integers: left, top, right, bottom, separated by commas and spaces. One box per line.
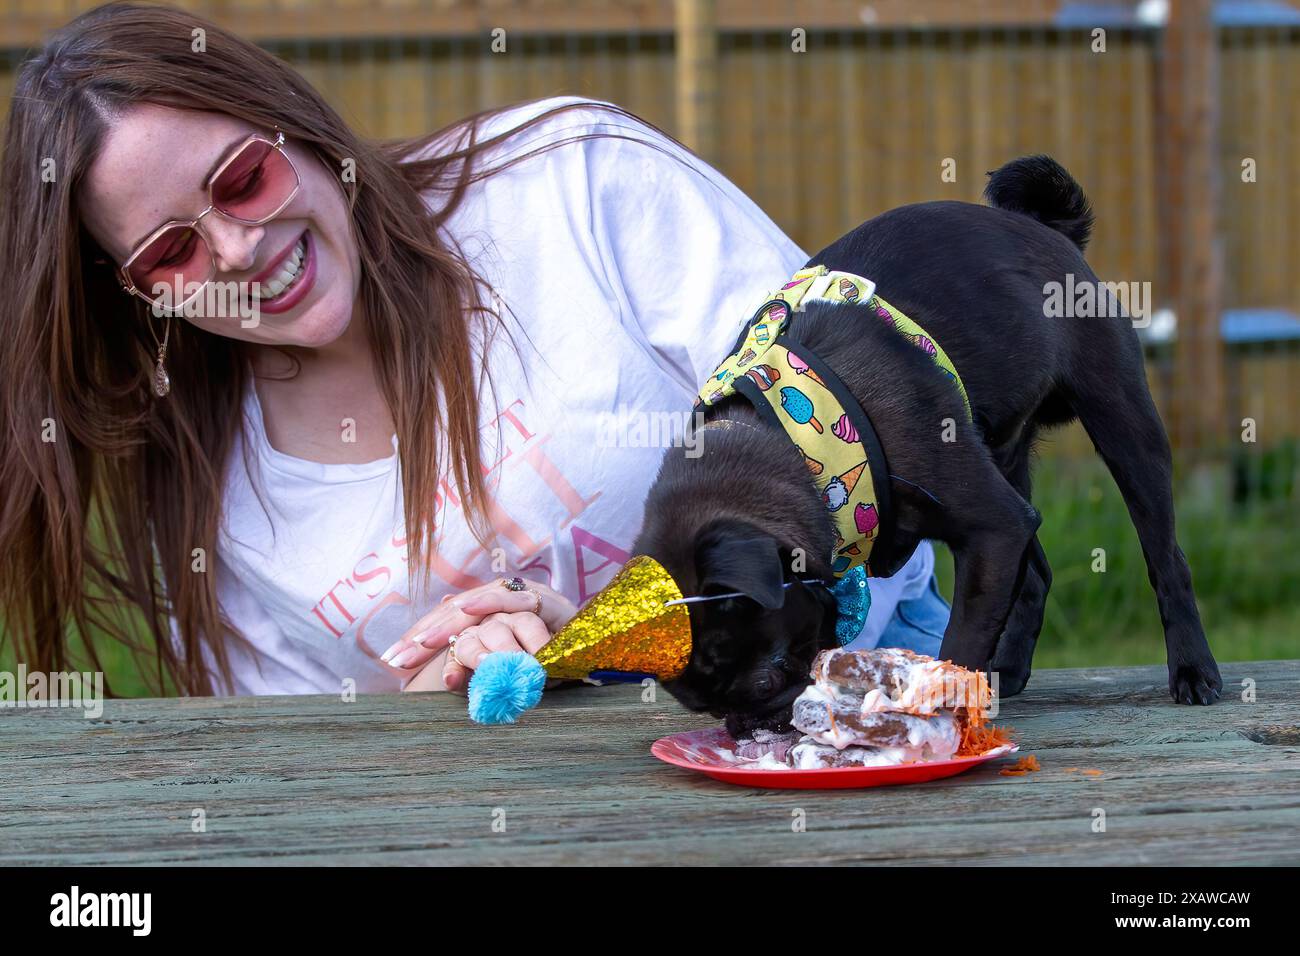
3, 660, 1297, 865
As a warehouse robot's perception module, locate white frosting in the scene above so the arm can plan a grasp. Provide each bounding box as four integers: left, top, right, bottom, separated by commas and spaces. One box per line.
880, 657, 952, 715
783, 649, 974, 766
820, 649, 953, 715
721, 651, 989, 771
715, 743, 794, 770
736, 751, 797, 771
788, 743, 909, 769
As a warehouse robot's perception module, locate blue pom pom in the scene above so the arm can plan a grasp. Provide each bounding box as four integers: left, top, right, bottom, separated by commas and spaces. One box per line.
467, 651, 547, 724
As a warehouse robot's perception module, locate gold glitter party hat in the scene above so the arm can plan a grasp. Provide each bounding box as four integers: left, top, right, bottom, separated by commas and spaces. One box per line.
535, 555, 692, 680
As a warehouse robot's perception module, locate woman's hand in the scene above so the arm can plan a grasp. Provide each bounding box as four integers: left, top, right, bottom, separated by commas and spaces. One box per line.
383, 579, 576, 692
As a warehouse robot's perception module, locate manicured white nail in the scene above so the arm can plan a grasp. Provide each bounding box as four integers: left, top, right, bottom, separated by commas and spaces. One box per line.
389, 647, 417, 668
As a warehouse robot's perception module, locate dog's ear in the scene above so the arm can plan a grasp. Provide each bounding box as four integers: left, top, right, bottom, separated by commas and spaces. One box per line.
794, 575, 843, 650
694, 520, 787, 610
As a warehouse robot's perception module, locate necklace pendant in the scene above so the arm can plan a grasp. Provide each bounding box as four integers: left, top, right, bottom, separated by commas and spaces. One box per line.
153, 361, 171, 397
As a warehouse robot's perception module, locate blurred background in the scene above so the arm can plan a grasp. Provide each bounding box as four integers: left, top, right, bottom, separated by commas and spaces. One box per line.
1, 0, 1296, 695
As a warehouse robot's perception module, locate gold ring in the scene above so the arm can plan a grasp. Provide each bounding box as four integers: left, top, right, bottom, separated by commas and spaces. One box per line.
525, 588, 543, 616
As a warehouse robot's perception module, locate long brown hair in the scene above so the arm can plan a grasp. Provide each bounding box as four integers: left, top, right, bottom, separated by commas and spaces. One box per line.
0, 1, 703, 695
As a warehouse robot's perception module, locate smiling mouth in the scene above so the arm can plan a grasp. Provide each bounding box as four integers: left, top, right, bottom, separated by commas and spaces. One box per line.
252, 233, 308, 302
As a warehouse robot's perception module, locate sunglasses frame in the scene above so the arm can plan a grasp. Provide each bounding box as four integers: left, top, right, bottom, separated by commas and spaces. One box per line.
117, 127, 301, 312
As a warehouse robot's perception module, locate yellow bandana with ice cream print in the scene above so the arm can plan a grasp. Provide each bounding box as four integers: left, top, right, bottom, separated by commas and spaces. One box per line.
695, 265, 971, 579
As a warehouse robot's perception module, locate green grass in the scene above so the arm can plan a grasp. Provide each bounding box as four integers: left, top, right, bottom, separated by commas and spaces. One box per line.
0, 623, 160, 699
4, 451, 1296, 696
933, 453, 1300, 668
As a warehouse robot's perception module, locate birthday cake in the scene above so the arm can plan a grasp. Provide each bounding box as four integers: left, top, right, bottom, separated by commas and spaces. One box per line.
733, 648, 1009, 769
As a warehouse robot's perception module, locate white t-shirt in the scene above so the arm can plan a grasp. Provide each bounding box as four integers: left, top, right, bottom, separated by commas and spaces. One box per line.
203, 95, 936, 695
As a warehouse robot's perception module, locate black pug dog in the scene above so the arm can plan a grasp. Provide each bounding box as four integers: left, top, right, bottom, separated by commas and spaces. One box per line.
632, 155, 1222, 739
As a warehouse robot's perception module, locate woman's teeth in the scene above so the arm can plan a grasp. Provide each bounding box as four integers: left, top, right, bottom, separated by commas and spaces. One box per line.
254, 236, 307, 301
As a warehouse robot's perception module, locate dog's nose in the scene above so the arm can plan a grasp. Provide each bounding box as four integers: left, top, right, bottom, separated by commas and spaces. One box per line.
747, 664, 787, 698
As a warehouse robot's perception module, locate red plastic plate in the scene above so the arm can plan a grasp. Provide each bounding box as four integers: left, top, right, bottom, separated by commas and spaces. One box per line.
651, 727, 1019, 789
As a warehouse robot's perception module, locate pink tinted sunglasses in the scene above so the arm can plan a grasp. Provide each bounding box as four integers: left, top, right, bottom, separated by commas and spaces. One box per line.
118, 127, 301, 311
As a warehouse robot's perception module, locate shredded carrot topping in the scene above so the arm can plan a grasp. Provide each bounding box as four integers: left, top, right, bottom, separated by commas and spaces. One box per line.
941, 666, 1017, 757
956, 715, 1015, 757
998, 755, 1041, 776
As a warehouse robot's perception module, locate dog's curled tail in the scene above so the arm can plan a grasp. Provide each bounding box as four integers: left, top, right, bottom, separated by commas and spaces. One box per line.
984, 155, 1095, 252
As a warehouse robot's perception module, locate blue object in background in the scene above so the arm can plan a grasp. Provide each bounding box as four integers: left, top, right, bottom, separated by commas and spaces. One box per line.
586, 670, 654, 684
1057, 1, 1300, 28
874, 574, 951, 657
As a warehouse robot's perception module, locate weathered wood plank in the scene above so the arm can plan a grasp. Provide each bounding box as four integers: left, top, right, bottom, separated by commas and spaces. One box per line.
2, 661, 1297, 865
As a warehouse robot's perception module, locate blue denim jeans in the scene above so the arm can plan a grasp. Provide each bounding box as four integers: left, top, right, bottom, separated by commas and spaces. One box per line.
842, 542, 950, 656
874, 573, 951, 657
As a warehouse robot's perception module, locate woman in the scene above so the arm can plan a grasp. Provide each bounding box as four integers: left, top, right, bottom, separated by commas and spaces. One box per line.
0, 1, 949, 699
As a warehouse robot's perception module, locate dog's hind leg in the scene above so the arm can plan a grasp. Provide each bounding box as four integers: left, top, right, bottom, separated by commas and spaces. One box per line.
1069, 360, 1222, 704
990, 537, 1050, 697
988, 434, 1052, 697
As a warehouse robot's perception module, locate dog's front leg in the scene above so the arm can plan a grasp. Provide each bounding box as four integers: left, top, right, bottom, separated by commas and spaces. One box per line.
938, 509, 1041, 674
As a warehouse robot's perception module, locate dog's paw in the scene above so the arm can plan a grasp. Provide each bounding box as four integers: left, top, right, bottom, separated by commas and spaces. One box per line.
992, 665, 1031, 698
989, 644, 1032, 698
1168, 657, 1223, 705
